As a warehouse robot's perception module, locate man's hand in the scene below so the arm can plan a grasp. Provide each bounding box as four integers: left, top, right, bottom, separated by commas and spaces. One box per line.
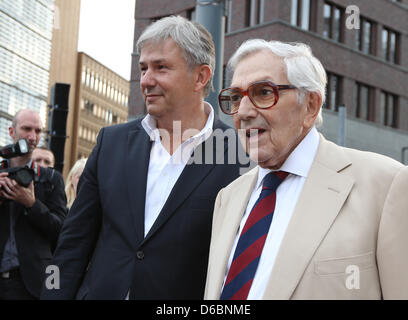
0, 174, 36, 208
0, 172, 9, 206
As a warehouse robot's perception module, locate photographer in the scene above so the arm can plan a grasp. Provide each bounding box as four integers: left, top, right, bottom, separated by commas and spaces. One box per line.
0, 109, 67, 299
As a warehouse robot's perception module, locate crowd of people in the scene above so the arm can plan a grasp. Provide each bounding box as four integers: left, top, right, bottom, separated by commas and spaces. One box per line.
1, 15, 407, 300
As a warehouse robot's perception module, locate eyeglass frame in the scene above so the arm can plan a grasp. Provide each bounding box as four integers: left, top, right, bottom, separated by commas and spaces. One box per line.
218, 80, 297, 115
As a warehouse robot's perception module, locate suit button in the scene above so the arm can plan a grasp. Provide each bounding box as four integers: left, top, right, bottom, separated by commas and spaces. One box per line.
136, 250, 144, 260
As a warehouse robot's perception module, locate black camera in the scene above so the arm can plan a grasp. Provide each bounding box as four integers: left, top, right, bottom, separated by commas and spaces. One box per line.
0, 139, 34, 188
1, 167, 35, 188
0, 139, 29, 159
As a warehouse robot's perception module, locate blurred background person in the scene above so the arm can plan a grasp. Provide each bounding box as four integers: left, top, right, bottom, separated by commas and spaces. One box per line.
0, 109, 67, 299
32, 147, 55, 168
65, 158, 87, 209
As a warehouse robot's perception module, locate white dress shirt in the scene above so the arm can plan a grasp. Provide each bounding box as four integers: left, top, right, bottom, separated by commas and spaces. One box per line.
223, 127, 320, 299
141, 102, 214, 237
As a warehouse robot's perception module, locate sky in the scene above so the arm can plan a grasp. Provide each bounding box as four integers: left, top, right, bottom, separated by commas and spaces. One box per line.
77, 0, 135, 80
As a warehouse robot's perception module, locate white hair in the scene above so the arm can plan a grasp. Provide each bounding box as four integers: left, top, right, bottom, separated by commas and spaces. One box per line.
228, 39, 327, 127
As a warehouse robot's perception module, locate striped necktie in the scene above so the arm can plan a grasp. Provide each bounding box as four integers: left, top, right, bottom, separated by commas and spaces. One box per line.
220, 171, 289, 300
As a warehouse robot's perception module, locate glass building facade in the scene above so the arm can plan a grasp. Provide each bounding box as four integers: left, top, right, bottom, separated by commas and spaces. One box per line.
0, 0, 55, 146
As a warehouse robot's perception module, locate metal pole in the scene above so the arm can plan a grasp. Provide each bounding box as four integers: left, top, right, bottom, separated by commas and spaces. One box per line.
338, 105, 346, 146
196, 0, 226, 115
402, 146, 408, 165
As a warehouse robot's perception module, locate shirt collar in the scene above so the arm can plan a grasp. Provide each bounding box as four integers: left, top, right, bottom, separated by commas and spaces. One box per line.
256, 126, 320, 189
141, 101, 215, 144
27, 158, 33, 168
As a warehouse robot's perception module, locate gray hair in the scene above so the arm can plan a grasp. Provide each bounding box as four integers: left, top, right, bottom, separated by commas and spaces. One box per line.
136, 16, 215, 97
228, 39, 327, 127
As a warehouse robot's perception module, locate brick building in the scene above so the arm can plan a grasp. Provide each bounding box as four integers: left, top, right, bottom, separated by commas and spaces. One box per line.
130, 0, 408, 163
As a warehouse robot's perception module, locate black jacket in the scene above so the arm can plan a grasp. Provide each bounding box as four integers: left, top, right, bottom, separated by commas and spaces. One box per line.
41, 118, 248, 299
0, 165, 67, 298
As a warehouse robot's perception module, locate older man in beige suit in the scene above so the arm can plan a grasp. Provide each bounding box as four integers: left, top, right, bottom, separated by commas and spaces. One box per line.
204, 39, 408, 300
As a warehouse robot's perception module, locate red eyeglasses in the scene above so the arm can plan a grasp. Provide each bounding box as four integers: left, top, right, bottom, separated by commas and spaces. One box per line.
218, 80, 296, 115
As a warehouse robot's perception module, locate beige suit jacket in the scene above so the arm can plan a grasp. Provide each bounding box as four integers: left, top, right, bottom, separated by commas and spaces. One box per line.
205, 135, 408, 299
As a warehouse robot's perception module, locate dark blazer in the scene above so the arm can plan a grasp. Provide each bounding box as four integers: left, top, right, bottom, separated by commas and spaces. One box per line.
41, 117, 245, 300
0, 166, 67, 298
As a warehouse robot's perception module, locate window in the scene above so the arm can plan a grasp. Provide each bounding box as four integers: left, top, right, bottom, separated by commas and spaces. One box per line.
107, 83, 111, 98
380, 91, 398, 128
81, 67, 86, 84
324, 73, 342, 111
356, 17, 374, 54
85, 70, 90, 87
291, 0, 311, 30
245, 0, 264, 27
382, 27, 399, 64
114, 88, 118, 102
84, 100, 94, 113
355, 82, 373, 121
105, 109, 112, 123
187, 8, 196, 21
323, 2, 343, 42
90, 73, 95, 89
95, 75, 99, 92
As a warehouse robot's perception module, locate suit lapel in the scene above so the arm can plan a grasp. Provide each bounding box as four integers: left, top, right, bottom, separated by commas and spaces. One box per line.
263, 136, 355, 299
126, 125, 152, 244
141, 119, 228, 244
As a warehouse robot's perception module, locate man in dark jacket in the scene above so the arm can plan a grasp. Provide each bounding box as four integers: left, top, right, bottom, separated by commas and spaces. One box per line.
41, 16, 247, 300
0, 109, 67, 299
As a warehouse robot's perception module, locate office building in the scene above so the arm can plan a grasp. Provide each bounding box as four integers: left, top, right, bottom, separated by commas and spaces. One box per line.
0, 0, 55, 146
73, 52, 129, 161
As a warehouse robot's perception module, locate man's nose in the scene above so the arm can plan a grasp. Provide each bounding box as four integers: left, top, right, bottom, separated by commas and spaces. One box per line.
237, 95, 257, 120
27, 131, 36, 141
140, 69, 156, 90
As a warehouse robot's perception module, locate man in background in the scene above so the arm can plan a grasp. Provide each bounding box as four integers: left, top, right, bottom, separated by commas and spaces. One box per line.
0, 109, 67, 299
32, 147, 55, 168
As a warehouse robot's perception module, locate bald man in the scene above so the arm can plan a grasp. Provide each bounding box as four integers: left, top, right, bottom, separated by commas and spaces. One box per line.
0, 109, 67, 299
32, 147, 55, 168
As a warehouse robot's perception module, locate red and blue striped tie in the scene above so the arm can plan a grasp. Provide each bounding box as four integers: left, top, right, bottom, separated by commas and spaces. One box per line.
220, 171, 289, 300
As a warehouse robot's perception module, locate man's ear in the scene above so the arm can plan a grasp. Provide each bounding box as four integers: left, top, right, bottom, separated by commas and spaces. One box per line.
194, 64, 211, 93
303, 92, 322, 128
8, 126, 14, 140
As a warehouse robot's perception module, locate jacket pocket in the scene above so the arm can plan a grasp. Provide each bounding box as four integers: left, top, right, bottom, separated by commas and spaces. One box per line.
314, 251, 375, 275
